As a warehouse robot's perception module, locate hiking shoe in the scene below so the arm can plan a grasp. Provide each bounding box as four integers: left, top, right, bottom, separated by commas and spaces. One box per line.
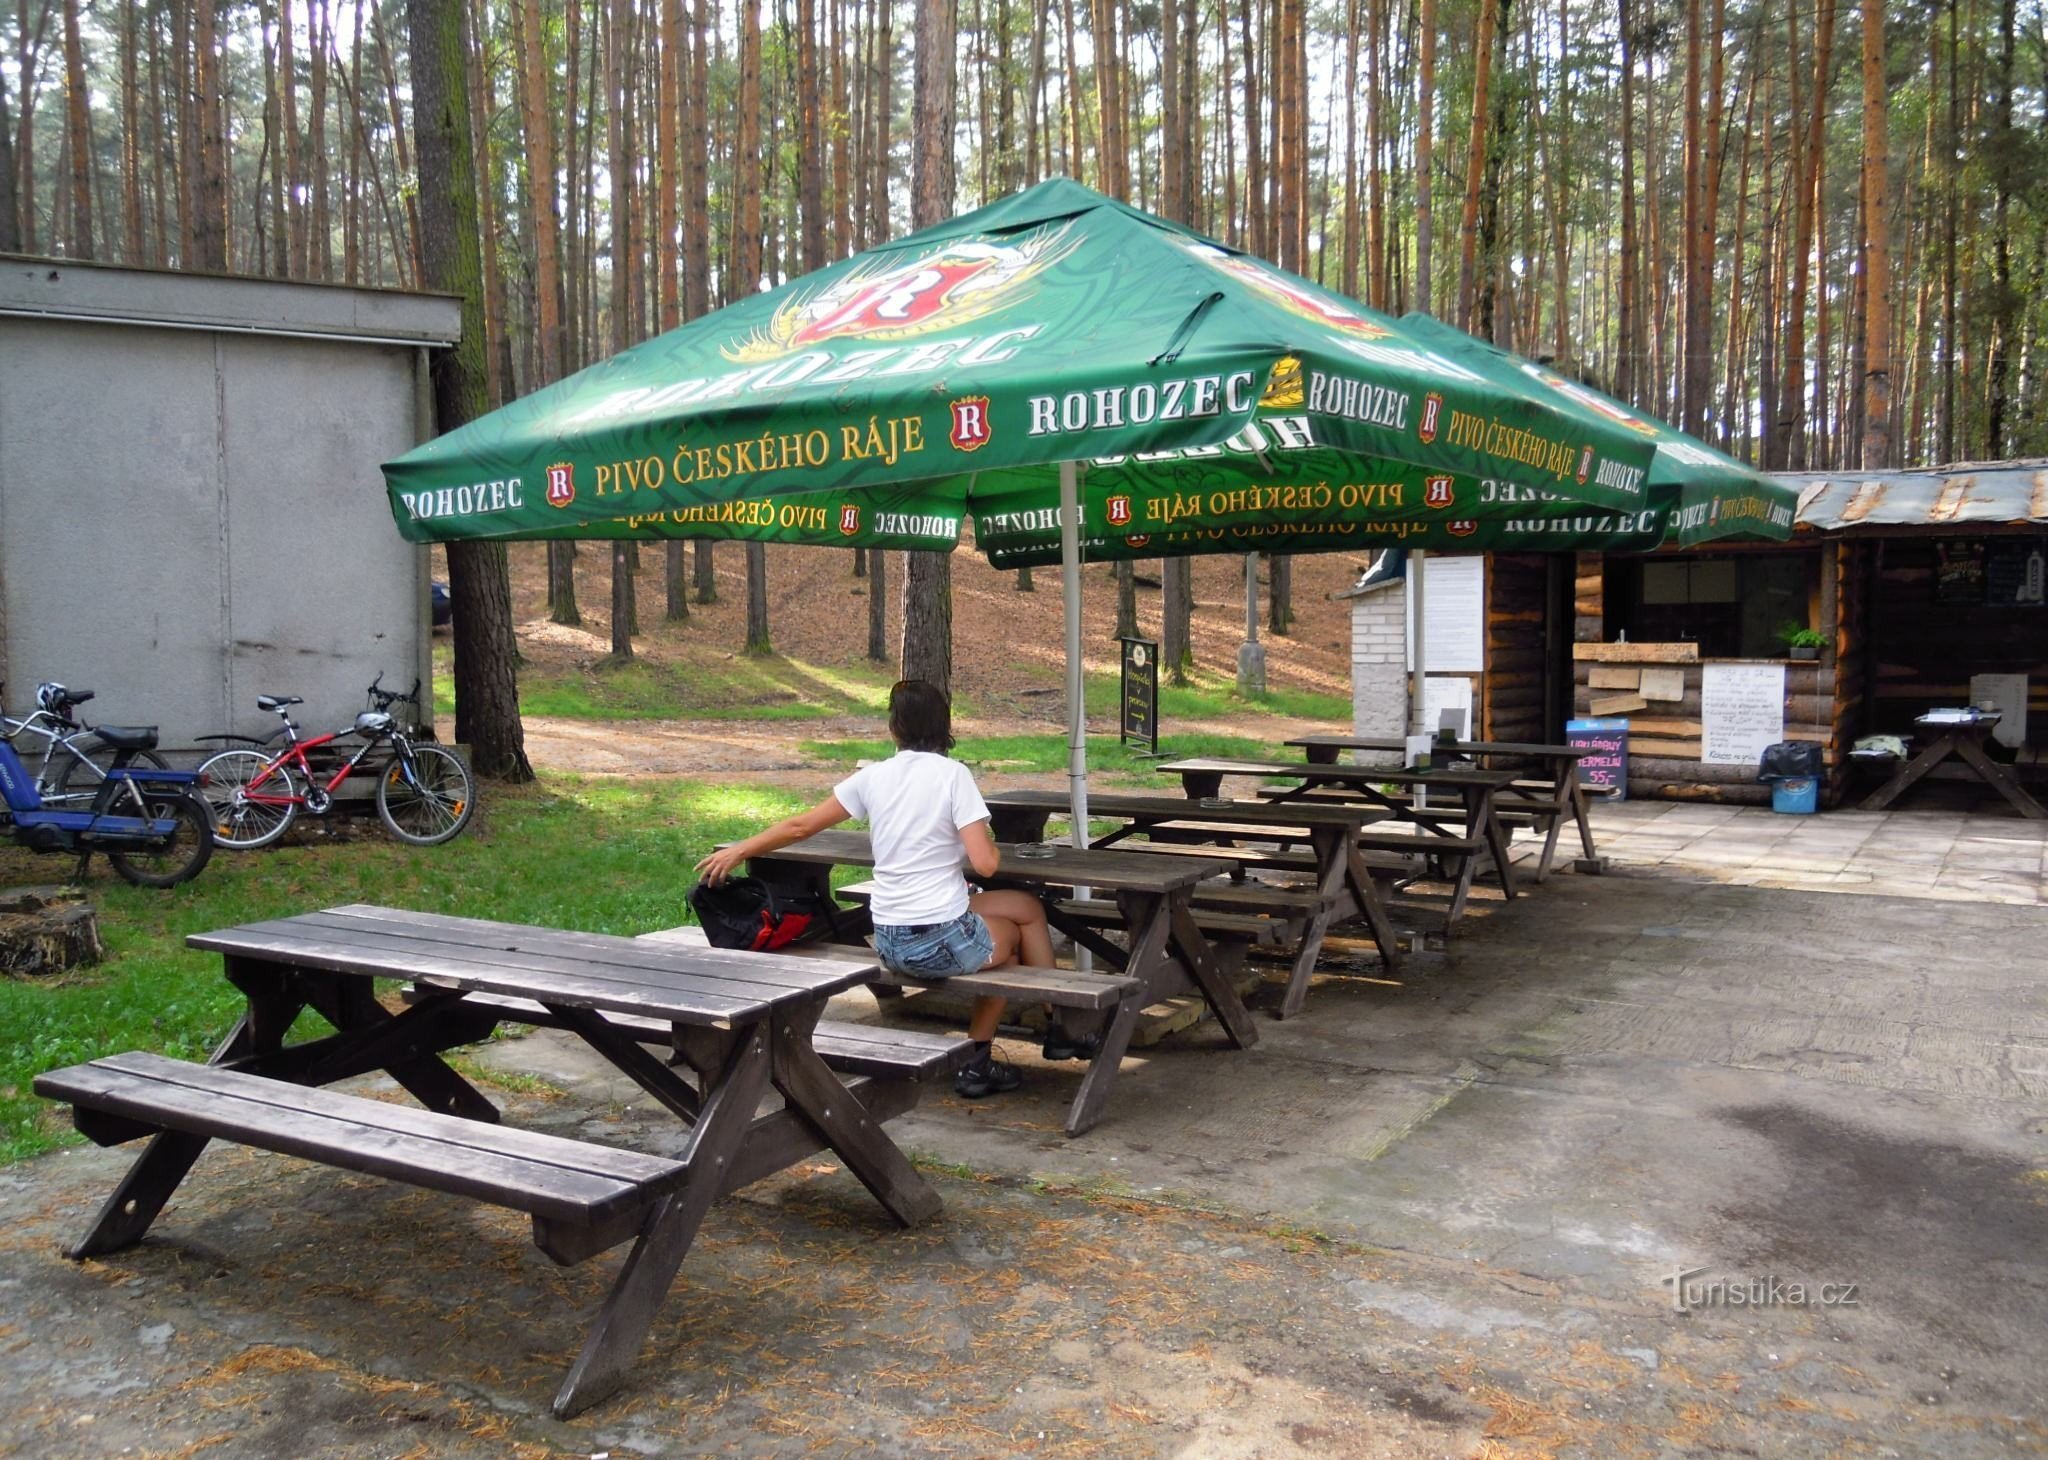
953, 1052, 1023, 1099
1040, 1025, 1106, 1062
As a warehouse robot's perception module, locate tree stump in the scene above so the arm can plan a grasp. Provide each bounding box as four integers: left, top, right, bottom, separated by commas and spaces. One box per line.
0, 886, 105, 975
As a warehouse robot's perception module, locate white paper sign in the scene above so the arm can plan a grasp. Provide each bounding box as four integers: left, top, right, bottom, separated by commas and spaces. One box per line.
1969, 673, 2029, 748
1406, 555, 1486, 673
1421, 675, 1474, 739
1701, 663, 1786, 765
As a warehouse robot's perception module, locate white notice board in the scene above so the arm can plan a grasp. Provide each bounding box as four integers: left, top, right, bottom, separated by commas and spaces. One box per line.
1406, 555, 1486, 673
1421, 676, 1474, 739
1969, 673, 2029, 748
1701, 663, 1786, 766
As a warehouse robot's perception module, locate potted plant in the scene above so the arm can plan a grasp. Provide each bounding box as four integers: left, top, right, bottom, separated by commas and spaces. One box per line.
1777, 622, 1827, 661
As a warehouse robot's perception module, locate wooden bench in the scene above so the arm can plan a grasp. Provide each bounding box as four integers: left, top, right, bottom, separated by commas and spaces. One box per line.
35, 1048, 688, 1297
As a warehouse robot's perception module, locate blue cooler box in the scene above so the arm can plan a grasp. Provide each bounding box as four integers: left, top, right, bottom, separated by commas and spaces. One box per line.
1771, 776, 1819, 814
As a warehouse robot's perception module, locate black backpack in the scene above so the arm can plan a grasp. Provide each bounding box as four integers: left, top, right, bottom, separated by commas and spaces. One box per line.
686, 877, 839, 952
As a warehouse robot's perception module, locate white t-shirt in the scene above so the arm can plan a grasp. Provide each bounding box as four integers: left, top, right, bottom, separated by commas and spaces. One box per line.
833, 751, 990, 926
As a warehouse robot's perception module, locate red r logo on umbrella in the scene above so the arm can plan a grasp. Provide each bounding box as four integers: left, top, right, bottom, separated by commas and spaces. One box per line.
1419, 392, 1444, 444
1577, 445, 1594, 484
950, 396, 992, 452
839, 505, 862, 535
1106, 494, 1134, 527
546, 463, 575, 508
1448, 519, 1477, 537
1424, 475, 1455, 509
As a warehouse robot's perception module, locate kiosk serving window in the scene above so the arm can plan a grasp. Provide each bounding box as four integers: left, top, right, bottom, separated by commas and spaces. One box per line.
1603, 552, 1817, 658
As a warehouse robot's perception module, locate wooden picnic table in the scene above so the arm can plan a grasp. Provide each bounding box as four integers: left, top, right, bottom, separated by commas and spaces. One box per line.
748, 828, 1255, 1134
34, 904, 958, 1418
1156, 757, 1523, 922
1285, 734, 1602, 878
982, 789, 1401, 1018
1858, 713, 2046, 819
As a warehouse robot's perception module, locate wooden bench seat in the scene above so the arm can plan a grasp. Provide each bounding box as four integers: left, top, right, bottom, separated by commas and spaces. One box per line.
34, 1050, 685, 1259
1050, 896, 1291, 946
399, 988, 974, 1081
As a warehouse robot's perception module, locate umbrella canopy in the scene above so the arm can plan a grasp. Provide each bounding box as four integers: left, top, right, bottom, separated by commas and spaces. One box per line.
384, 178, 1674, 545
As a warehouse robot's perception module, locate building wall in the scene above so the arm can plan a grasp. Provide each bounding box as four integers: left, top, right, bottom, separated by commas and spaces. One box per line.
1349, 583, 1408, 763
0, 264, 452, 747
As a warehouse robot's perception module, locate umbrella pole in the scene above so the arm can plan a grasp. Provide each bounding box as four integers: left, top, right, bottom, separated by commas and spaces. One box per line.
1060, 459, 1093, 971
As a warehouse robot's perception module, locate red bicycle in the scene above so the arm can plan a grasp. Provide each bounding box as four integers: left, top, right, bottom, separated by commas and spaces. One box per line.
197, 677, 474, 849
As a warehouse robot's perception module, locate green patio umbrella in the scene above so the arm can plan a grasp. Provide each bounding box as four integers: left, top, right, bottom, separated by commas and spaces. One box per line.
382, 179, 1784, 849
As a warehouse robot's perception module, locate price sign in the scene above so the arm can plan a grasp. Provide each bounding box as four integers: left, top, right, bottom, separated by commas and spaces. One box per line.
1566, 717, 1630, 799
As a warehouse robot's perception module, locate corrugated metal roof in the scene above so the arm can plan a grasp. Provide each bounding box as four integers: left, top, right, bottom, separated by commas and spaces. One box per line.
1783, 460, 2048, 532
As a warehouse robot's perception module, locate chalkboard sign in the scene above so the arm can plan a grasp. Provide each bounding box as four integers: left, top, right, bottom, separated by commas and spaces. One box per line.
1119, 636, 1159, 754
1984, 541, 2047, 608
1566, 717, 1630, 800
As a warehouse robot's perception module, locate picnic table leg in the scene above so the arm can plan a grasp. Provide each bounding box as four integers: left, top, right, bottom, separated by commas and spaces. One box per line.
769, 1002, 943, 1226
1567, 765, 1599, 861
224, 958, 500, 1122
1859, 732, 1956, 811
1275, 827, 1346, 1019
1342, 844, 1403, 975
553, 1023, 773, 1419
1065, 896, 1176, 1136
64, 983, 311, 1259
1949, 735, 2048, 819
1155, 893, 1259, 1050
1470, 788, 1519, 900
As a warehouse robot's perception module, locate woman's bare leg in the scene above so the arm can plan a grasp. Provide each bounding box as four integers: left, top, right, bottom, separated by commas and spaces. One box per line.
965, 912, 1020, 1041
971, 890, 1053, 968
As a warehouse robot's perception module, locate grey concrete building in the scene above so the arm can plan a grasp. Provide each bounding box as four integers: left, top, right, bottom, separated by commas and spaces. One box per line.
0, 256, 460, 747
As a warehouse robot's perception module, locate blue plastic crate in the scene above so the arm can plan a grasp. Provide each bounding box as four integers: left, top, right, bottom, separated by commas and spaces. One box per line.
1770, 777, 1819, 815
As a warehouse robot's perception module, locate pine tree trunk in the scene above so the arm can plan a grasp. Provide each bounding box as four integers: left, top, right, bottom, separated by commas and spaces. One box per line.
900, 0, 954, 694
1453, 0, 1499, 329
61, 0, 91, 257
280, 0, 302, 273
120, 0, 144, 262
868, 548, 889, 659
1984, 0, 2016, 454
1413, 0, 1434, 313
1858, 0, 1890, 467
407, 0, 533, 782
309, 0, 330, 276
0, 53, 19, 253
744, 542, 772, 653
1162, 557, 1192, 682
193, 0, 227, 269
1616, 0, 1637, 399
1116, 562, 1138, 639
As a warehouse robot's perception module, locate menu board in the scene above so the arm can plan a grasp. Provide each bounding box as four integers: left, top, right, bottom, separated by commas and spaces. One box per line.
1566, 717, 1629, 799
1701, 662, 1786, 766
1119, 636, 1158, 754
1407, 554, 1486, 673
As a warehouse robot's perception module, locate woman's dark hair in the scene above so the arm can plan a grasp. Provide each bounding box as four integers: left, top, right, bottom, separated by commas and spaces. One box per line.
889, 679, 955, 753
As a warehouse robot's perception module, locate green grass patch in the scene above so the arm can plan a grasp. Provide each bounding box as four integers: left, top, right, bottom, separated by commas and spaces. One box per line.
0, 773, 815, 1165
1082, 666, 1349, 723
518, 653, 907, 722
798, 730, 1286, 784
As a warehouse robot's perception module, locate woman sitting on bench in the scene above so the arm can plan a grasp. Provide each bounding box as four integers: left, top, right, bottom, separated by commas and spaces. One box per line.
695, 679, 1085, 1099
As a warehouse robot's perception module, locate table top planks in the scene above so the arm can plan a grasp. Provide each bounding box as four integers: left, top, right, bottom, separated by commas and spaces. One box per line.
190, 904, 880, 1028
983, 788, 1382, 829
1285, 734, 1596, 761
1155, 756, 1521, 790
756, 827, 1231, 893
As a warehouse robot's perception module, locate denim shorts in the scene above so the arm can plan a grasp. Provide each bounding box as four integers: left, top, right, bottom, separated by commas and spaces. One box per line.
873, 910, 994, 979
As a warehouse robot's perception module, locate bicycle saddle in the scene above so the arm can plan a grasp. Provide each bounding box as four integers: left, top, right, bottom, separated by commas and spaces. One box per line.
256, 696, 304, 712
94, 725, 160, 750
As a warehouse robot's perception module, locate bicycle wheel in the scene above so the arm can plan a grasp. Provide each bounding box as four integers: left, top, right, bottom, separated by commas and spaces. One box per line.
106, 790, 216, 888
375, 743, 475, 846
197, 749, 300, 849
50, 741, 171, 808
